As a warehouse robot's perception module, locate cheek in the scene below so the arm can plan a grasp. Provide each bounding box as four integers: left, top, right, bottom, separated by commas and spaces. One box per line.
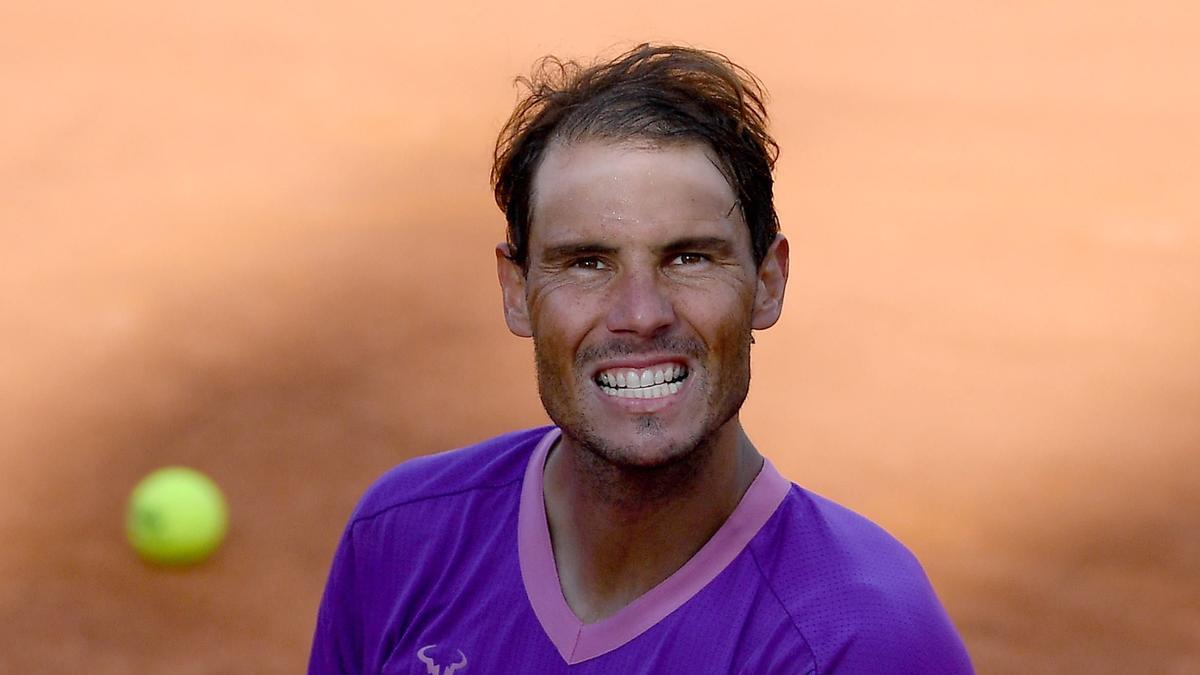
528, 287, 599, 358
676, 284, 754, 340
707, 313, 753, 365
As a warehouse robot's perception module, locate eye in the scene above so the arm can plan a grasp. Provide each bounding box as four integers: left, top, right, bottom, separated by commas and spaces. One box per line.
572, 257, 608, 271
670, 253, 708, 266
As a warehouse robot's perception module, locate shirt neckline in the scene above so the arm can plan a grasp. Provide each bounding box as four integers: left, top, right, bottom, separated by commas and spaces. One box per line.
517, 427, 792, 664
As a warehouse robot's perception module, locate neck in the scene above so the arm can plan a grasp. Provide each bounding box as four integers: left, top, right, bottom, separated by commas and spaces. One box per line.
543, 419, 763, 623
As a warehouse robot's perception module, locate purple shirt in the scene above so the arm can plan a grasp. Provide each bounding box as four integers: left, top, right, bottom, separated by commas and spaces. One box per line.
310, 427, 973, 674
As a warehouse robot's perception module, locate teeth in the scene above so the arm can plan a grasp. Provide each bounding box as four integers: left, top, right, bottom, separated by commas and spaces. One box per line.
600, 381, 681, 399
597, 364, 689, 393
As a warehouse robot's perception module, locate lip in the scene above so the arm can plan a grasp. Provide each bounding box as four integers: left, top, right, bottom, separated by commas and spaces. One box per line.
593, 371, 691, 413
588, 354, 694, 414
588, 354, 691, 380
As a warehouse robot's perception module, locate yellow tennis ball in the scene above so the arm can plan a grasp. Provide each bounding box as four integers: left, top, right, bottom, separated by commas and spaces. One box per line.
126, 467, 228, 565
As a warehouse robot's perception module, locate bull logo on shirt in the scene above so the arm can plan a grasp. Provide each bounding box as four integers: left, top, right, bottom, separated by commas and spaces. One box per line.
416, 644, 468, 675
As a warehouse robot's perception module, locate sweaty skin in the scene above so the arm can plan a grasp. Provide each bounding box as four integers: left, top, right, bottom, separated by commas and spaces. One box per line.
496, 140, 789, 622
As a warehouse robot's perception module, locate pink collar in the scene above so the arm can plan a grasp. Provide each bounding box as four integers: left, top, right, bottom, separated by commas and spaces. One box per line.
518, 427, 792, 664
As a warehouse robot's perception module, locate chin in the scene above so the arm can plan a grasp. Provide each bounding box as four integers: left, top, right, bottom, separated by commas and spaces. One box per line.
540, 366, 742, 471
574, 418, 712, 470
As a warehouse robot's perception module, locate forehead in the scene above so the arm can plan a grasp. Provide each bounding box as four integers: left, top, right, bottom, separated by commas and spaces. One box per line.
529, 140, 741, 247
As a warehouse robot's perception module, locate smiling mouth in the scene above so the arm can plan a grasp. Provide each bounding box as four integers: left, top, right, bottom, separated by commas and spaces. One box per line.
593, 364, 690, 400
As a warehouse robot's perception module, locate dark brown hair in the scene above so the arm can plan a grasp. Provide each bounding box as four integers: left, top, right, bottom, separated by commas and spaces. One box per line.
491, 43, 780, 270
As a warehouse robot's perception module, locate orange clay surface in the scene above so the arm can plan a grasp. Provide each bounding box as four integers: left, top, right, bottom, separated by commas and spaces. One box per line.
2, 2, 1197, 672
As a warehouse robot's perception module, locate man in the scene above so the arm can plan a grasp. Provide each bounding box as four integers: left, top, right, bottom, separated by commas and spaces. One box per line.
310, 44, 973, 674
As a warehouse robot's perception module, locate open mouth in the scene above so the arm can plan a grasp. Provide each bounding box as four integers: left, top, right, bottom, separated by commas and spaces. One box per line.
593, 364, 690, 400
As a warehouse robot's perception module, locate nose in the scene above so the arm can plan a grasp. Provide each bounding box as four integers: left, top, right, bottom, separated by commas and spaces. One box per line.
605, 268, 676, 337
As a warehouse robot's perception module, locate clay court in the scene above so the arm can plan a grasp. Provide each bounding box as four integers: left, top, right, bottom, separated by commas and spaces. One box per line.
2, 2, 1197, 672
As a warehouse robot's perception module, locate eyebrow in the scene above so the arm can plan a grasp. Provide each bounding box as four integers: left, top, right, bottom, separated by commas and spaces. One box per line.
539, 236, 735, 263
660, 236, 734, 256
541, 242, 620, 264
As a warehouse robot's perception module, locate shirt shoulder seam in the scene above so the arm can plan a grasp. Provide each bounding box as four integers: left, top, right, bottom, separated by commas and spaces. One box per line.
747, 508, 820, 675
350, 475, 524, 526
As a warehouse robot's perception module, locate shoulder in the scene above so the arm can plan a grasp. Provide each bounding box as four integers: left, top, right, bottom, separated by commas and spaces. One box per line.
765, 486, 926, 579
310, 427, 552, 672
349, 425, 552, 524
750, 486, 973, 674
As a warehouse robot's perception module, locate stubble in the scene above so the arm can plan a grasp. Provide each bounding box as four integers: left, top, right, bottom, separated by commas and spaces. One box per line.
533, 327, 754, 506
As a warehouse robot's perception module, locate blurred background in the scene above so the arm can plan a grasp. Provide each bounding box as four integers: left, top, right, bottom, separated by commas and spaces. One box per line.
2, 1, 1197, 672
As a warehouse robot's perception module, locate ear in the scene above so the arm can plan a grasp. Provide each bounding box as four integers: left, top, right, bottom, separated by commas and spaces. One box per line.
751, 234, 789, 330
496, 243, 533, 338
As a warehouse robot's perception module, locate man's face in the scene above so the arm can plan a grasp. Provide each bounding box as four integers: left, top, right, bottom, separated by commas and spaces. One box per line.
497, 140, 787, 468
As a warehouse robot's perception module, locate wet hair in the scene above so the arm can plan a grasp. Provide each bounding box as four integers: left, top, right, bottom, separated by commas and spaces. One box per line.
491, 43, 780, 271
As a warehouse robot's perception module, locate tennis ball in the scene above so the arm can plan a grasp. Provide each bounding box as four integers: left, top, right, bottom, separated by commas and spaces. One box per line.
126, 466, 228, 565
